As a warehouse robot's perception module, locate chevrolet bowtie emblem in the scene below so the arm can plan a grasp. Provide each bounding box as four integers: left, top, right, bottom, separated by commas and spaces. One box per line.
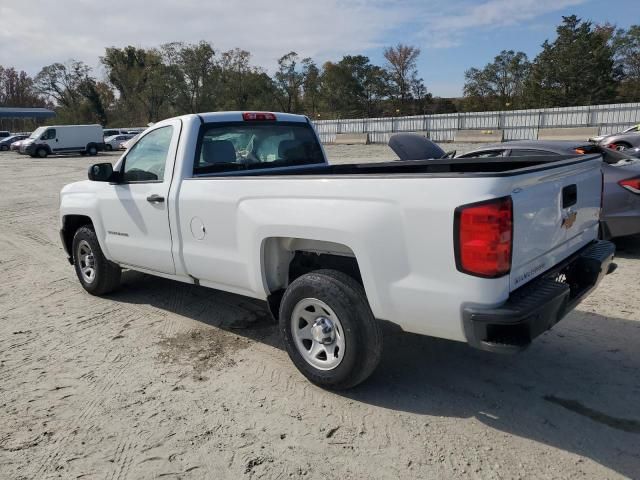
562, 210, 578, 229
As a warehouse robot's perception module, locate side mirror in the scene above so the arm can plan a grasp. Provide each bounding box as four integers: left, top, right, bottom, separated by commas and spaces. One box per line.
88, 162, 115, 182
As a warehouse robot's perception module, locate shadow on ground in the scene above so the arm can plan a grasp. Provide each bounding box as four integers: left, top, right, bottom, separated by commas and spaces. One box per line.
613, 233, 640, 259
111, 268, 640, 478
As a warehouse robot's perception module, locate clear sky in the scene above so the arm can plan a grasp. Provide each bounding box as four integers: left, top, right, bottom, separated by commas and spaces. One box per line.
1, 0, 638, 98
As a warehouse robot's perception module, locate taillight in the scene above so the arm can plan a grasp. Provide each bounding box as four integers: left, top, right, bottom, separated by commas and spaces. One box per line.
454, 196, 513, 278
618, 176, 640, 194
574, 148, 586, 154
242, 112, 276, 121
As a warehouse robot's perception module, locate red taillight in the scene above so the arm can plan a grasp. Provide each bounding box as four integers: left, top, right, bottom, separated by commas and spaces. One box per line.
242, 112, 276, 121
455, 196, 513, 278
618, 176, 640, 194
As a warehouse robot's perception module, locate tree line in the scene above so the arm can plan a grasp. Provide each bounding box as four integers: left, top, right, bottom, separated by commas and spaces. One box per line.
0, 16, 638, 127
463, 16, 640, 111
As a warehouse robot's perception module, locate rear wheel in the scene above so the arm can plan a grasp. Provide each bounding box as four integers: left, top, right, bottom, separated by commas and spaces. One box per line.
279, 269, 382, 390
87, 144, 98, 156
72, 226, 121, 295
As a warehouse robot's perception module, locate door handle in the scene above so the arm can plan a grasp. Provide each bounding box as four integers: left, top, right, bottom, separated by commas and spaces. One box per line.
146, 194, 165, 203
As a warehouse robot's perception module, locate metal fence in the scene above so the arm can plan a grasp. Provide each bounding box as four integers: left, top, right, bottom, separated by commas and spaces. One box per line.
312, 102, 640, 144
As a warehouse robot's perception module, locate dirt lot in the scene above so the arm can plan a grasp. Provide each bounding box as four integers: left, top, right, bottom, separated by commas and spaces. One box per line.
0, 147, 639, 480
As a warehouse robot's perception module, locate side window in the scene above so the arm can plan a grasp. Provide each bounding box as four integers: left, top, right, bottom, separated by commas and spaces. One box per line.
122, 126, 173, 182
509, 149, 556, 157
42, 129, 56, 140
459, 149, 505, 158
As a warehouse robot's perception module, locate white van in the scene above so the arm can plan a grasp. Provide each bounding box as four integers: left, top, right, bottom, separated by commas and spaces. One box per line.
21, 125, 104, 158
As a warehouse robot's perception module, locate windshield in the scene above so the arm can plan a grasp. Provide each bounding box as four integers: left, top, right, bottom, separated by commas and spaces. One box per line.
193, 121, 325, 175
29, 127, 46, 139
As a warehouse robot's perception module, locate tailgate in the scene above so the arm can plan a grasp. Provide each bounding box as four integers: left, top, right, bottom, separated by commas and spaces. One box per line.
509, 155, 602, 291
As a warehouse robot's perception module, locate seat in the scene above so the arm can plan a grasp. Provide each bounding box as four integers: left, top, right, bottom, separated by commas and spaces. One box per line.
278, 140, 306, 161
202, 140, 236, 164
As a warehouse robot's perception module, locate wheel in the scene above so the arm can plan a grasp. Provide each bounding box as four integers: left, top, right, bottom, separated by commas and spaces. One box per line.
279, 269, 382, 390
36, 147, 47, 158
87, 145, 98, 156
72, 226, 121, 295
105, 144, 113, 151
612, 142, 631, 151
0, 145, 8, 151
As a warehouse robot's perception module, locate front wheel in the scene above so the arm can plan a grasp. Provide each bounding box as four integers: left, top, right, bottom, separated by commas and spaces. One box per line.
279, 269, 382, 390
105, 144, 113, 151
36, 147, 47, 158
72, 226, 121, 295
0, 145, 8, 151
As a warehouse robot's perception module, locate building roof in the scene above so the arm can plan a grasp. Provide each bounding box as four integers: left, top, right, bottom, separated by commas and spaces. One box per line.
0, 107, 56, 119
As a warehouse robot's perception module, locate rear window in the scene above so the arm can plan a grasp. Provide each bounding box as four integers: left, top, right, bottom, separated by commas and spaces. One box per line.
193, 121, 324, 175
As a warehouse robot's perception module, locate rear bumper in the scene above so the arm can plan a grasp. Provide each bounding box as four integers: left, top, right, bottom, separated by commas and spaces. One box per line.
463, 240, 616, 353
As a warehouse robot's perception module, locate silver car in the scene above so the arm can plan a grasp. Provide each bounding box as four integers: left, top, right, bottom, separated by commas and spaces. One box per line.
591, 124, 640, 157
457, 140, 640, 239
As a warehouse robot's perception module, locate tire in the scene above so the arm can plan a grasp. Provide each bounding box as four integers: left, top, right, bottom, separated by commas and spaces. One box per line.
36, 147, 47, 158
279, 269, 382, 390
87, 145, 98, 156
612, 142, 632, 151
72, 226, 121, 295
105, 144, 113, 151
0, 145, 8, 151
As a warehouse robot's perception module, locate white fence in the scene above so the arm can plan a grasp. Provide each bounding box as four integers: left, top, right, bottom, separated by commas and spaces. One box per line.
313, 102, 640, 144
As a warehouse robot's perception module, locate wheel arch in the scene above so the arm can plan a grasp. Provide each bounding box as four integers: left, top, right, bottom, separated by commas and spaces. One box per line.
260, 237, 369, 320
61, 214, 94, 264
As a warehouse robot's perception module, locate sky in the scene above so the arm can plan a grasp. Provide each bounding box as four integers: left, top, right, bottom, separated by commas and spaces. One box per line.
0, 0, 638, 98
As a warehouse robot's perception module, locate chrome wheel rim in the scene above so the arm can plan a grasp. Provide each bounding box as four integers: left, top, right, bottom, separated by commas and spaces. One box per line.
291, 298, 345, 371
77, 240, 96, 283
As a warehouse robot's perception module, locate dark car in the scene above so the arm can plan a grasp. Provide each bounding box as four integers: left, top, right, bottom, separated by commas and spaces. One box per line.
457, 140, 640, 239
0, 134, 28, 151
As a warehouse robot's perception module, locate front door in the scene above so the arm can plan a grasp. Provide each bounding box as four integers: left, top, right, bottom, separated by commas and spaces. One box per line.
99, 120, 181, 274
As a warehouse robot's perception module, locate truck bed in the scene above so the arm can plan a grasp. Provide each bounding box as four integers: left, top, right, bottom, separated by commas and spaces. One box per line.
192, 154, 599, 177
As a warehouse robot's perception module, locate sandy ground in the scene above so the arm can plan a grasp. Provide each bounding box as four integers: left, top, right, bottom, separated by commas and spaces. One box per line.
0, 146, 639, 480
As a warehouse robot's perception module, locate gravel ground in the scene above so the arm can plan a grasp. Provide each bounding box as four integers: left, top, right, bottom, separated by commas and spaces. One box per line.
0, 148, 639, 479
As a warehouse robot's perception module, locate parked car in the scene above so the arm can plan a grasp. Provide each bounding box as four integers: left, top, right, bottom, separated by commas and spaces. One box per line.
0, 130, 11, 139
103, 128, 128, 138
104, 134, 134, 151
590, 124, 640, 143
456, 140, 640, 239
591, 126, 640, 153
10, 139, 28, 151
119, 133, 140, 150
20, 125, 104, 158
59, 111, 615, 389
0, 134, 28, 151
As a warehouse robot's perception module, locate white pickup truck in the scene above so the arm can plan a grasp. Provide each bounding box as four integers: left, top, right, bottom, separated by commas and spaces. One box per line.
59, 111, 616, 389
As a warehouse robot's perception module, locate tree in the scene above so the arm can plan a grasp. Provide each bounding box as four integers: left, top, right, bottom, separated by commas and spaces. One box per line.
411, 77, 432, 114
34, 61, 91, 110
463, 50, 530, 111
383, 44, 421, 109
33, 60, 107, 123
274, 52, 306, 112
301, 59, 321, 116
613, 25, 640, 101
524, 16, 617, 107
320, 55, 389, 118
162, 41, 217, 113
0, 67, 46, 108
102, 46, 174, 124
